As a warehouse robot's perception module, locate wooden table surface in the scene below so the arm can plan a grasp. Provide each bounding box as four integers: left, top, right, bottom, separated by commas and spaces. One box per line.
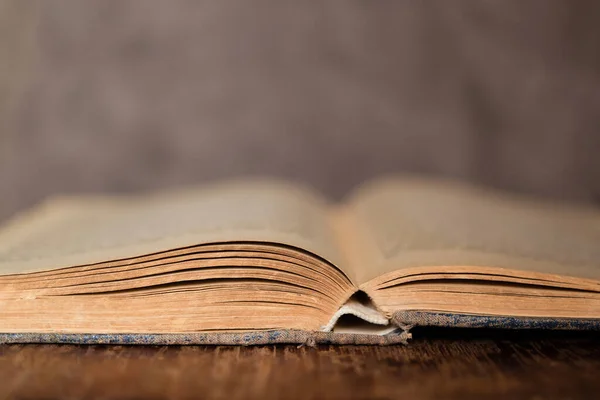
2, 328, 600, 399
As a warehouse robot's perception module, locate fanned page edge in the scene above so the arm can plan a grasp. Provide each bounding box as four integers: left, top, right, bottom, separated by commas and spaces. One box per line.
0, 181, 374, 335
342, 174, 600, 284
0, 180, 347, 275
334, 175, 600, 324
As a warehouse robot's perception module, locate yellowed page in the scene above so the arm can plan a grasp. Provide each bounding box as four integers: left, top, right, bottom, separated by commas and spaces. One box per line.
0, 179, 345, 275
344, 175, 600, 285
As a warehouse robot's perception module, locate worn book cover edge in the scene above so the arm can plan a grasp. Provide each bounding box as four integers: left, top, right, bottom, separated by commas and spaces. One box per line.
392, 311, 600, 332
0, 330, 411, 346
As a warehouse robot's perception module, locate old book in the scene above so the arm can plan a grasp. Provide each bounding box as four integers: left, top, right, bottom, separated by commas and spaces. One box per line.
1, 176, 599, 345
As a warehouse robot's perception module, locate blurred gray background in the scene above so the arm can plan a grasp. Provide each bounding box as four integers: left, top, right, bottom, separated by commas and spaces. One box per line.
1, 0, 600, 222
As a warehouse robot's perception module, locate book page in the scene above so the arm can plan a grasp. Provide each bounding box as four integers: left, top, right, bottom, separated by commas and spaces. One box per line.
343, 175, 600, 285
0, 179, 345, 275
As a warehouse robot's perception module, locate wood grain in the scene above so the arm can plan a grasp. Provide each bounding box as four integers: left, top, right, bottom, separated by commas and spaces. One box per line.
1, 329, 600, 399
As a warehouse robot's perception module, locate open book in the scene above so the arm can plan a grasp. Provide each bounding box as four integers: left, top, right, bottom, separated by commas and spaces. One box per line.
1, 176, 600, 345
